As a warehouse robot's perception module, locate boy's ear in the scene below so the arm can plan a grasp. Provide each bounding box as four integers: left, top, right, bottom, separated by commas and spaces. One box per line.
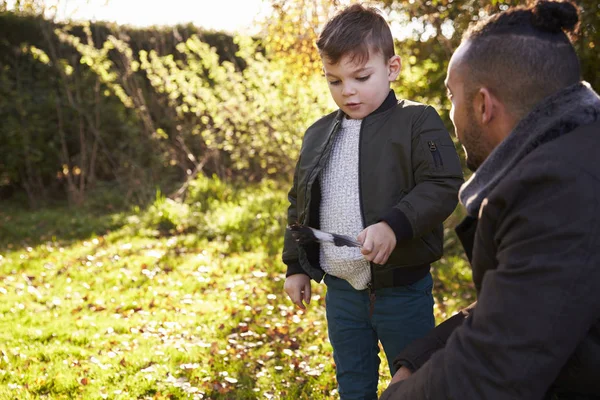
387, 55, 401, 81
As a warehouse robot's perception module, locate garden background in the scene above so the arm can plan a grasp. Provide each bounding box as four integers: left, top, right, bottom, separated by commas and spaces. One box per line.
0, 0, 598, 398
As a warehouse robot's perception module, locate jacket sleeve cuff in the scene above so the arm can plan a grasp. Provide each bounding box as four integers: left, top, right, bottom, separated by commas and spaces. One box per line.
285, 261, 306, 277
392, 335, 444, 373
392, 309, 469, 372
381, 208, 413, 242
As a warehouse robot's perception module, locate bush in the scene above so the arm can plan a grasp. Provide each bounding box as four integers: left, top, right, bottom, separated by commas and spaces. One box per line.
141, 190, 191, 235
185, 173, 234, 212
135, 175, 287, 255
197, 180, 287, 255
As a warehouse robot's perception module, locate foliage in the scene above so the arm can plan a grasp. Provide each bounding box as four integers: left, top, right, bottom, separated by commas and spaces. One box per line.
136, 175, 289, 255
141, 190, 192, 235
0, 13, 165, 207
260, 0, 343, 79
185, 173, 235, 211
382, 0, 600, 129
0, 10, 335, 206
138, 35, 331, 180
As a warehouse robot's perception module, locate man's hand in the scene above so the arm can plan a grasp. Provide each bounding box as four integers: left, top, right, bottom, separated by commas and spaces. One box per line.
357, 222, 397, 265
389, 366, 413, 386
284, 274, 311, 310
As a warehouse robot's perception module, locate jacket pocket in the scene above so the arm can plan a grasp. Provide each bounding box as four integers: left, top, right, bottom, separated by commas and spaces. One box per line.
427, 140, 444, 168
420, 133, 462, 176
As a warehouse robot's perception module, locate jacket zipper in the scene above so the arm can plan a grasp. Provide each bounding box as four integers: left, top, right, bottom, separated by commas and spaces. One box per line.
301, 118, 341, 224
428, 140, 443, 168
358, 118, 377, 318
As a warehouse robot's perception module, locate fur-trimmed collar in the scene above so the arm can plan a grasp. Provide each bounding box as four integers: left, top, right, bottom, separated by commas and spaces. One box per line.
459, 82, 600, 216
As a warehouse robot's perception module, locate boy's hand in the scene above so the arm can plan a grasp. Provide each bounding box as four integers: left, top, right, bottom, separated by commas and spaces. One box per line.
284, 274, 311, 310
357, 222, 397, 265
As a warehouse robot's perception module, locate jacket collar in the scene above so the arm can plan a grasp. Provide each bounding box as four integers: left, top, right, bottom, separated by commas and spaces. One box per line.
373, 89, 398, 115
335, 89, 397, 121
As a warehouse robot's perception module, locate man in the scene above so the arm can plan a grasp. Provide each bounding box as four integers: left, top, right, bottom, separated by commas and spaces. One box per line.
382, 1, 600, 399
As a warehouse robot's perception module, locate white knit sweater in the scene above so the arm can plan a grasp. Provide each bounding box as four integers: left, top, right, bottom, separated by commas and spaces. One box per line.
319, 117, 371, 290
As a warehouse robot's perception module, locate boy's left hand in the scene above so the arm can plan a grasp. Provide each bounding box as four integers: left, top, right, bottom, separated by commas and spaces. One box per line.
357, 222, 397, 265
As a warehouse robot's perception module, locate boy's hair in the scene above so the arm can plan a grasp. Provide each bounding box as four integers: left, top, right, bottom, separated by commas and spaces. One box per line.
461, 0, 580, 119
316, 3, 395, 65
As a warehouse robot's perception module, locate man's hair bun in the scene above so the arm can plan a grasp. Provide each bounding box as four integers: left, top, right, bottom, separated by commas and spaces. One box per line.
532, 0, 579, 33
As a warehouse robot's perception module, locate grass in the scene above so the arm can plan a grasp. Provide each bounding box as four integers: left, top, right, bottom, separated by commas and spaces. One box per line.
0, 176, 474, 399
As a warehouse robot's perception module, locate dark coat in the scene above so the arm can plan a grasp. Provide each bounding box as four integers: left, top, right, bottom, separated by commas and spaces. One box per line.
383, 120, 600, 399
282, 91, 464, 289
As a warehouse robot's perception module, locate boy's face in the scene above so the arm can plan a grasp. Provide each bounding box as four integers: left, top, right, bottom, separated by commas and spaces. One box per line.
322, 51, 401, 119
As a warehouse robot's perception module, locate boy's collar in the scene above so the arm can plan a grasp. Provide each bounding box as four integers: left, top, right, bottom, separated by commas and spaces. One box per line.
372, 89, 397, 116
336, 89, 397, 120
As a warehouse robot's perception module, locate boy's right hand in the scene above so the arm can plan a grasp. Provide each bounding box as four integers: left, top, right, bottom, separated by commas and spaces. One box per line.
284, 274, 311, 310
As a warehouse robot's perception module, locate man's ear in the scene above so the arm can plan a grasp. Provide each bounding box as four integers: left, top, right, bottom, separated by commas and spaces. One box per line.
387, 55, 401, 81
474, 87, 496, 125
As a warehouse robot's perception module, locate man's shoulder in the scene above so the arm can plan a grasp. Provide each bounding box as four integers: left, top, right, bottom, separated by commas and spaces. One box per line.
523, 120, 600, 181
544, 120, 600, 162
491, 121, 600, 206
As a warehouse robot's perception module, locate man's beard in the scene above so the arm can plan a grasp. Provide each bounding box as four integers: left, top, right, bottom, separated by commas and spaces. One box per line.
461, 116, 488, 172
465, 146, 480, 172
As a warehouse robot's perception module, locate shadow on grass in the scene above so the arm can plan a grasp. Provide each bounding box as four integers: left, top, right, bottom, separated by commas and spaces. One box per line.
0, 201, 129, 252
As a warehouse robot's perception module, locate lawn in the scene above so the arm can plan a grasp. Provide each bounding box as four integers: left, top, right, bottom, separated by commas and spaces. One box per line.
0, 177, 473, 399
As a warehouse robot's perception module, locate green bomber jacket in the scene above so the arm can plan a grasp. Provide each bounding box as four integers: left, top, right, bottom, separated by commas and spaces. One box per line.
282, 90, 464, 290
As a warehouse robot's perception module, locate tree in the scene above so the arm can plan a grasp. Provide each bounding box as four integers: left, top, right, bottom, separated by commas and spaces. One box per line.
381, 0, 599, 125
259, 0, 344, 79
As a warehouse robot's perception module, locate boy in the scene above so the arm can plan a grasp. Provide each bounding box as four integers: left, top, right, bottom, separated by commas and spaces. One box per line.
282, 4, 463, 399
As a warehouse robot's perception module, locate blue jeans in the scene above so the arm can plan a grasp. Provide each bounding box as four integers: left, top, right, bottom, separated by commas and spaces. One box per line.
324, 273, 434, 400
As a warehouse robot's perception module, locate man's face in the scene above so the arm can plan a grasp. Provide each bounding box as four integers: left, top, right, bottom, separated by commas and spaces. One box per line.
446, 44, 490, 172
322, 51, 399, 120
